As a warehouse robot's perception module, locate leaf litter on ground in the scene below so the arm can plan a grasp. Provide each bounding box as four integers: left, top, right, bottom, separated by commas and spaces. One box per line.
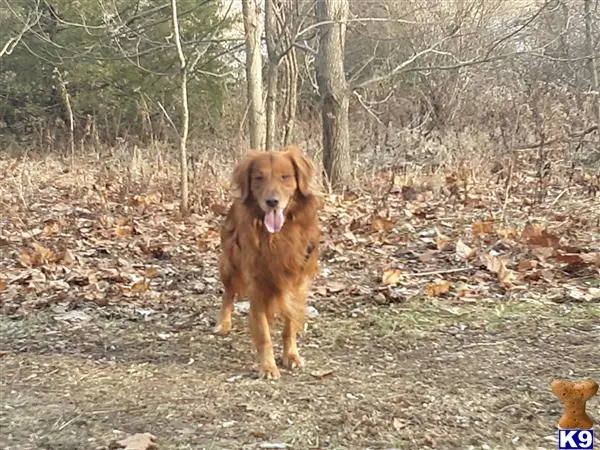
2, 156, 599, 320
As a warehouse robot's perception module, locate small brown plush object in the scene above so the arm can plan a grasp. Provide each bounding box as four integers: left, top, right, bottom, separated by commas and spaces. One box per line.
551, 378, 598, 429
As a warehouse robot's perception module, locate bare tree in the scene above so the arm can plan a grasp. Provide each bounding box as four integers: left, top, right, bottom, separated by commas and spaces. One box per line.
584, 0, 600, 123
265, 0, 279, 150
242, 0, 266, 150
54, 69, 75, 164
281, 39, 299, 147
264, 0, 301, 150
171, 0, 190, 214
316, 0, 351, 189
1, 0, 42, 59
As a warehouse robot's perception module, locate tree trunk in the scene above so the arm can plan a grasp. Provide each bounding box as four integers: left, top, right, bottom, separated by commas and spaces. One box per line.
171, 0, 189, 214
242, 0, 266, 150
584, 0, 600, 124
265, 0, 279, 151
55, 69, 75, 166
316, 0, 351, 189
281, 0, 299, 147
282, 47, 298, 147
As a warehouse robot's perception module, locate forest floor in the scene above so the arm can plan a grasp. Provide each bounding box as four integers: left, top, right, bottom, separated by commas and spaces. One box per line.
1, 154, 599, 450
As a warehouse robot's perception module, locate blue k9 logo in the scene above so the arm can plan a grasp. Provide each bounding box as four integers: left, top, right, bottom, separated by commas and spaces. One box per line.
558, 429, 594, 450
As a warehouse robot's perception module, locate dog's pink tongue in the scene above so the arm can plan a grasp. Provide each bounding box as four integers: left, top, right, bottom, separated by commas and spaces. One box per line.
264, 209, 285, 233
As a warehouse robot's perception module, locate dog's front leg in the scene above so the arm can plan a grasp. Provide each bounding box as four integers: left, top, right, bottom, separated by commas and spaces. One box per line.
249, 301, 280, 380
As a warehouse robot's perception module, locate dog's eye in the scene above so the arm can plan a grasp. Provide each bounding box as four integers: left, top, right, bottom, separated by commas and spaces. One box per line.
254, 175, 264, 181
281, 174, 292, 180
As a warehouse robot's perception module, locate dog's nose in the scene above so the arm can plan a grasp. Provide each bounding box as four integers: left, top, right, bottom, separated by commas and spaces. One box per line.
266, 197, 279, 208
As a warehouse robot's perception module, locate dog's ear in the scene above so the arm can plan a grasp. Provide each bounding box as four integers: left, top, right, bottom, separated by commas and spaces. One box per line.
286, 145, 314, 197
233, 152, 258, 202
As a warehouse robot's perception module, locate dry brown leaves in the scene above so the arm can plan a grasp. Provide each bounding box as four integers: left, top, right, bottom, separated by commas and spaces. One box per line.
1, 156, 598, 317
109, 433, 158, 450
316, 173, 598, 304
0, 175, 227, 315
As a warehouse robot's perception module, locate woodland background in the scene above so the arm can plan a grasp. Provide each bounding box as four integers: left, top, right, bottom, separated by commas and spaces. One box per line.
2, 0, 599, 194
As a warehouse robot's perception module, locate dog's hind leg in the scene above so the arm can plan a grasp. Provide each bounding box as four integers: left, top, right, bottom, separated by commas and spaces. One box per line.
213, 288, 235, 335
282, 282, 309, 370
282, 317, 305, 370
213, 291, 234, 335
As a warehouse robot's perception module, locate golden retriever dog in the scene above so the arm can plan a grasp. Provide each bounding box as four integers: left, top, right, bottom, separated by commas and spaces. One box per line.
214, 146, 321, 379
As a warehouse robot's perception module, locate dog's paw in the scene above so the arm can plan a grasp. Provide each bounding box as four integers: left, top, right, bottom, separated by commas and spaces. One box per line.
213, 320, 232, 335
258, 362, 281, 380
282, 352, 305, 370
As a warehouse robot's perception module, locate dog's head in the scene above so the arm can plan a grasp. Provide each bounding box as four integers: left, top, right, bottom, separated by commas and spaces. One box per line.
233, 145, 315, 233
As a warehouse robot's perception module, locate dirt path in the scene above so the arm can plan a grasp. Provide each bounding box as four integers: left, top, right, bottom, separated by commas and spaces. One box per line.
1, 297, 598, 450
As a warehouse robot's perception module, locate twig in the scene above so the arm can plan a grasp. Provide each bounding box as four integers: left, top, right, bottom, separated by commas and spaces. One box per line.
18, 150, 29, 210
515, 125, 598, 150
461, 341, 508, 350
57, 415, 81, 431
352, 91, 383, 125
550, 187, 569, 207
411, 267, 474, 277
156, 101, 180, 139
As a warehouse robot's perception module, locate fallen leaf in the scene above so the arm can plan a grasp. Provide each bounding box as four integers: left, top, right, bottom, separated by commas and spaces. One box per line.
0, 279, 6, 291
43, 219, 61, 235
531, 246, 555, 260
436, 233, 453, 251
326, 281, 346, 293
120, 278, 150, 296
310, 369, 334, 379
382, 268, 403, 285
139, 243, 169, 259
401, 186, 419, 201
580, 252, 600, 267
343, 231, 357, 242
472, 220, 494, 235
18, 243, 58, 268
110, 432, 157, 450
259, 443, 289, 449
53, 310, 92, 322
393, 417, 409, 431
60, 249, 76, 265
479, 252, 517, 287
456, 286, 478, 298
115, 224, 134, 238
314, 286, 327, 296
521, 223, 560, 248
131, 279, 150, 293
371, 216, 396, 232
517, 260, 538, 272
497, 227, 518, 240
425, 280, 451, 297
520, 222, 545, 240
343, 191, 359, 201
566, 288, 594, 302
144, 267, 160, 278
553, 253, 587, 267
131, 192, 162, 207
455, 239, 476, 259
419, 250, 437, 263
